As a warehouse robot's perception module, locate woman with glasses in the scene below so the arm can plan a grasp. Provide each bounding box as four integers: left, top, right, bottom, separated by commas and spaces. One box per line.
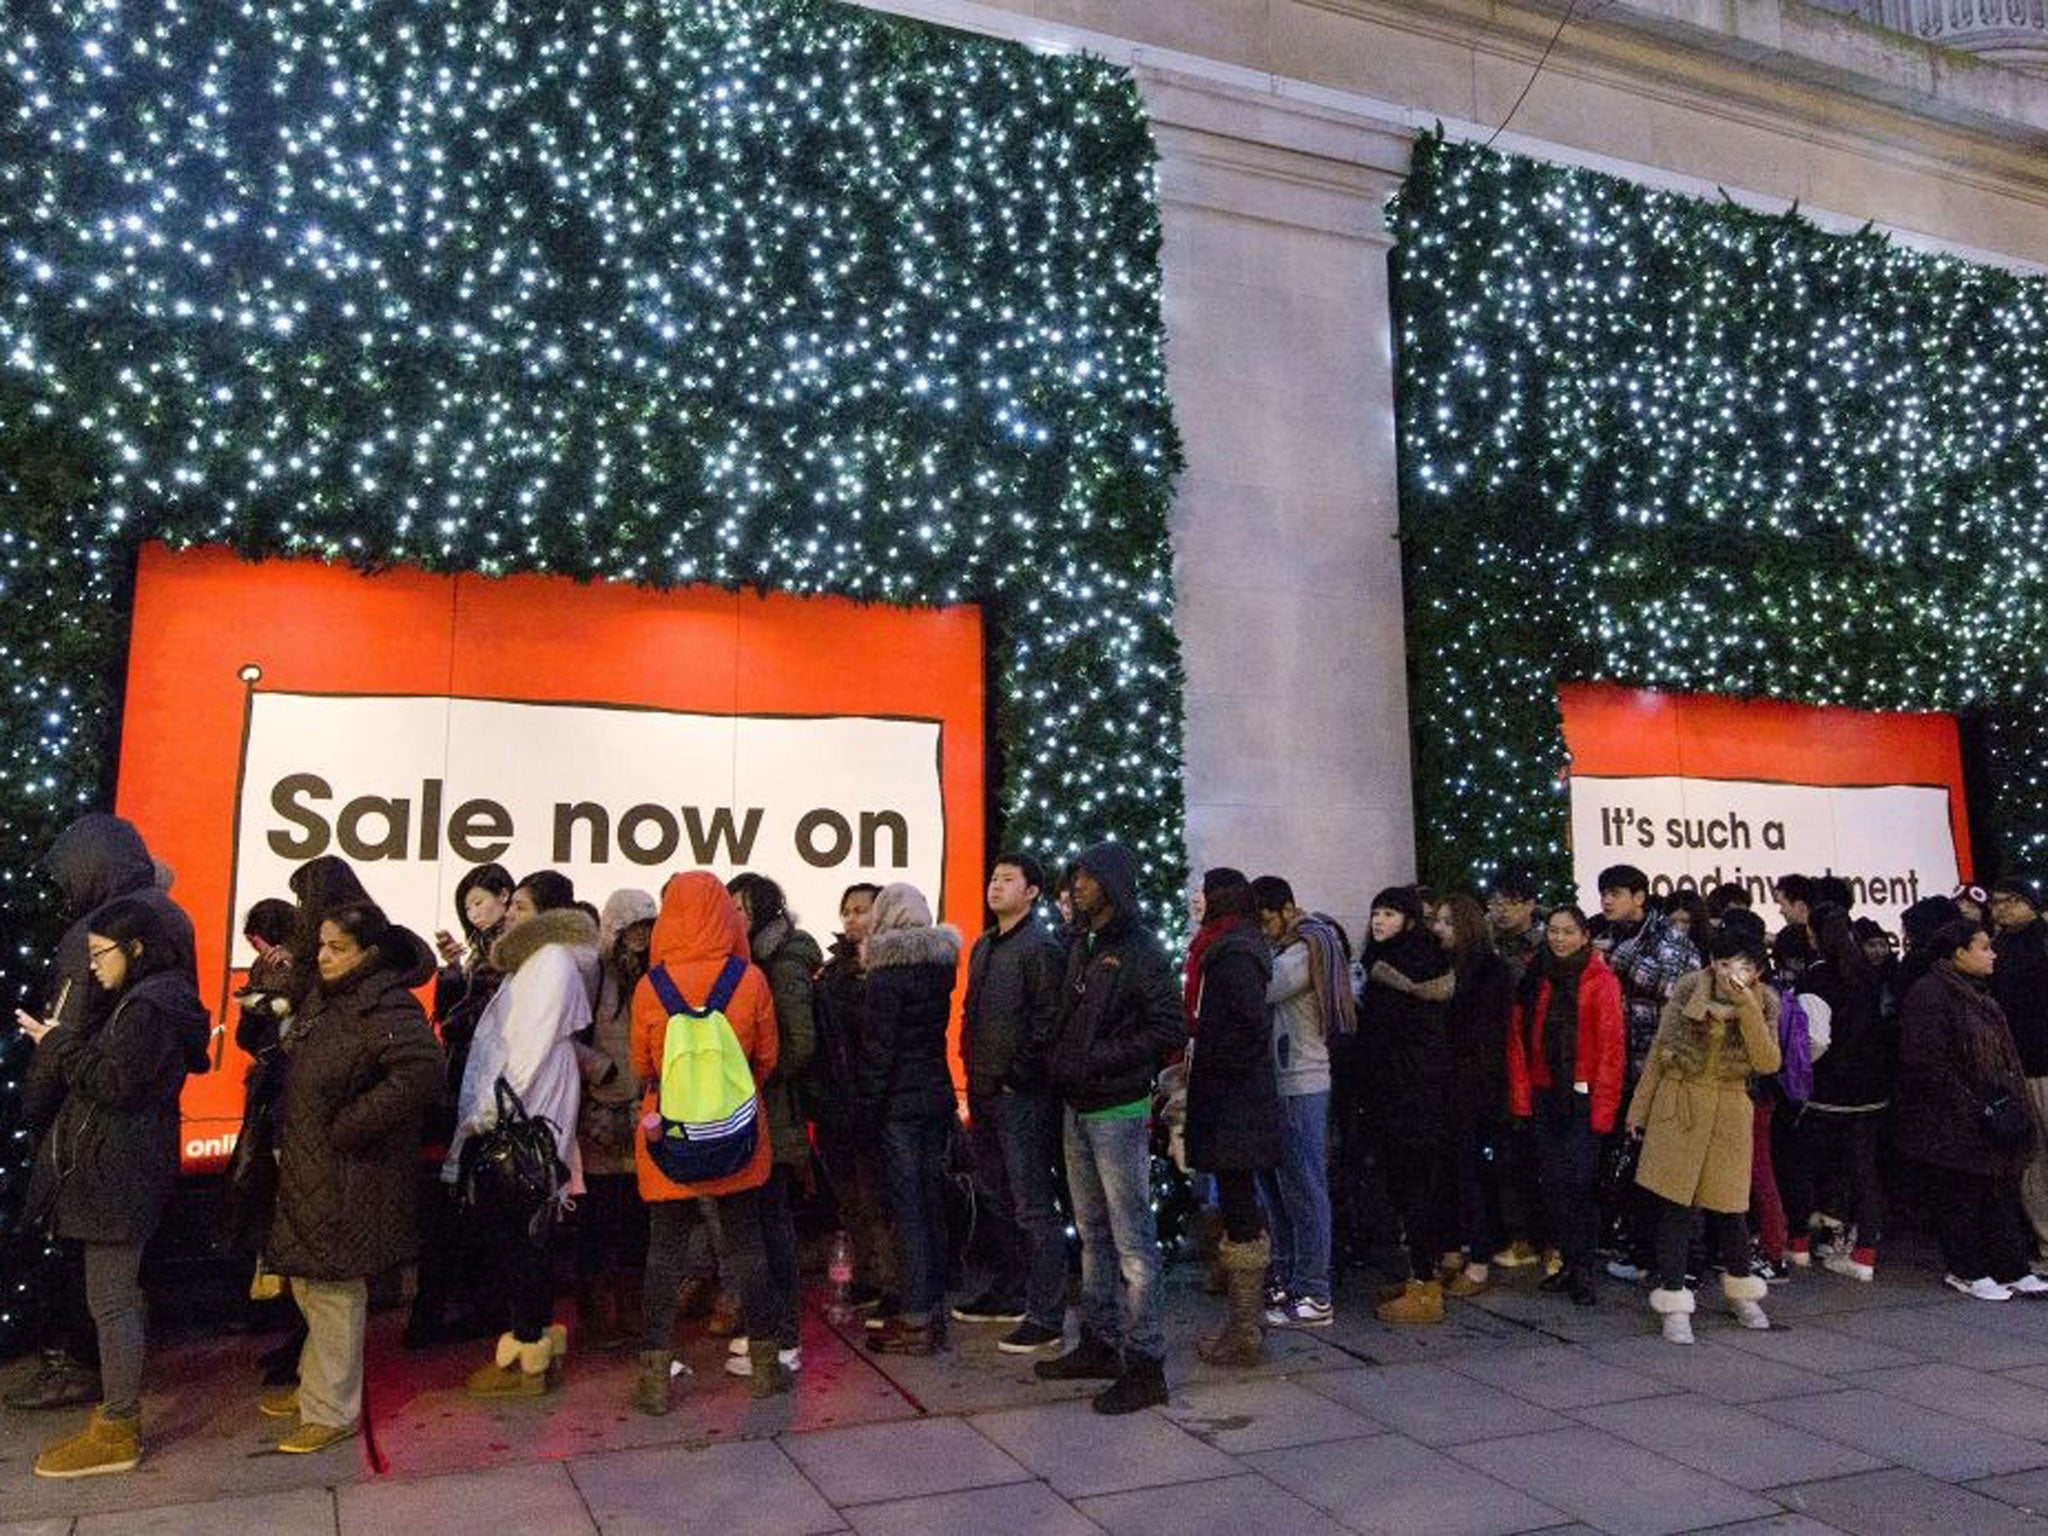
21, 897, 209, 1478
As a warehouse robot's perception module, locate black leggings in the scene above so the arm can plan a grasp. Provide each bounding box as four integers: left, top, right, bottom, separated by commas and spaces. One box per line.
1212, 1169, 1267, 1244
1381, 1141, 1451, 1279
1652, 1194, 1750, 1292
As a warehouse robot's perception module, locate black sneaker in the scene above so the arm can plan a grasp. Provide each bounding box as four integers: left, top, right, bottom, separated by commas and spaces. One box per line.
1092, 1352, 1168, 1415
998, 1320, 1063, 1354
2, 1351, 98, 1412
1033, 1330, 1123, 1381
950, 1291, 1027, 1325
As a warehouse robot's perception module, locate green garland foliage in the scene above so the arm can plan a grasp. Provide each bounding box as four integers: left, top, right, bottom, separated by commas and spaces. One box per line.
0, 0, 1183, 1350
1388, 132, 2048, 896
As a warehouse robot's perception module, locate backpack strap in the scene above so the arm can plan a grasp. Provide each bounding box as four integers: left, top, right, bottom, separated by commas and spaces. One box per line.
647, 963, 689, 1018
706, 955, 747, 1014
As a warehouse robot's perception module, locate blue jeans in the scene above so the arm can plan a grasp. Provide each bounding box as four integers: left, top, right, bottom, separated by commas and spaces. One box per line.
1063, 1107, 1164, 1360
1257, 1091, 1332, 1304
882, 1115, 952, 1324
969, 1089, 1069, 1331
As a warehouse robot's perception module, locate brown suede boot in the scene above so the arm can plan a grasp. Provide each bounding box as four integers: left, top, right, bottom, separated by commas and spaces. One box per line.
745, 1337, 792, 1398
1374, 1278, 1445, 1326
1197, 1234, 1270, 1367
33, 1407, 141, 1479
633, 1350, 673, 1416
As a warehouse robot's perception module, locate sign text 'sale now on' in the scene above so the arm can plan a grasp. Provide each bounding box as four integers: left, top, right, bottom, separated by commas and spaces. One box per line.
116, 545, 985, 1171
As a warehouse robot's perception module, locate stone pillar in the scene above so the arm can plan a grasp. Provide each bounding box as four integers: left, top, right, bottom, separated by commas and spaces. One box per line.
1141, 67, 1418, 939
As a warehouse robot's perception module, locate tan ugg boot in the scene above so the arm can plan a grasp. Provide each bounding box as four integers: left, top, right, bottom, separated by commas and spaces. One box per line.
633, 1350, 673, 1416
1722, 1272, 1770, 1330
1375, 1278, 1445, 1326
1198, 1234, 1270, 1367
33, 1407, 141, 1478
467, 1330, 557, 1396
745, 1337, 792, 1399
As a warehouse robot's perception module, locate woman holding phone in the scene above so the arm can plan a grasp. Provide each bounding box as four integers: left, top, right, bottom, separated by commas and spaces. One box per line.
1627, 927, 1782, 1344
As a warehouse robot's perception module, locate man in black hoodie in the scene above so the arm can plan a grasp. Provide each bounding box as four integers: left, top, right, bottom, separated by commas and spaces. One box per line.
1991, 875, 2048, 1269
1031, 841, 1186, 1414
7, 814, 199, 1414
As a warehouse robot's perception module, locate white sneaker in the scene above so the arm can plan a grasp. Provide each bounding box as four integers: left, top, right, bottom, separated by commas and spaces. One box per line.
1730, 1300, 1771, 1330
2009, 1274, 2048, 1297
1946, 1274, 2015, 1302
1264, 1295, 1334, 1328
724, 1346, 802, 1377
1822, 1253, 1875, 1283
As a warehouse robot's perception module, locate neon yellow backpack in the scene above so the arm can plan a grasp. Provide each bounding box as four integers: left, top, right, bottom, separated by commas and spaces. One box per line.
643, 956, 759, 1181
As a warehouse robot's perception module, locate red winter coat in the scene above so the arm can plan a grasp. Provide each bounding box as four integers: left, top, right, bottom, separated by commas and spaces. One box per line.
1505, 951, 1626, 1134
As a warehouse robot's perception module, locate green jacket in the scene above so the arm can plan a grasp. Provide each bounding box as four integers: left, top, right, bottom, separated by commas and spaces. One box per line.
752, 916, 822, 1167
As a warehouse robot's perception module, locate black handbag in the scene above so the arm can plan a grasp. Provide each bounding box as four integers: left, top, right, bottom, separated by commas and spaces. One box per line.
1980, 1092, 2036, 1151
456, 1077, 568, 1241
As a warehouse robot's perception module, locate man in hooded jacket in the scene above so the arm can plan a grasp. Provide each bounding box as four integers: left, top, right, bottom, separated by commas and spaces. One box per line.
8, 814, 199, 1414
1029, 841, 1186, 1414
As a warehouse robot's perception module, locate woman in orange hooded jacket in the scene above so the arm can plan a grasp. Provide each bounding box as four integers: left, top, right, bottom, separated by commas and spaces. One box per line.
630, 873, 787, 1409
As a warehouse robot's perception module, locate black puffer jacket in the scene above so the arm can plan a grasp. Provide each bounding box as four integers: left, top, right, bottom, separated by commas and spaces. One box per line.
267, 928, 443, 1281
1993, 919, 2048, 1079
1184, 920, 1278, 1172
807, 937, 866, 1134
1803, 957, 1891, 1110
856, 923, 962, 1123
1046, 842, 1187, 1114
961, 911, 1064, 1099
24, 961, 210, 1246
1893, 963, 2033, 1176
1359, 926, 1456, 1148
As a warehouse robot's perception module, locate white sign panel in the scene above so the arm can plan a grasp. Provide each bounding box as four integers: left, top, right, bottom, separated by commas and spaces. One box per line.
1568, 775, 1960, 933
229, 692, 946, 965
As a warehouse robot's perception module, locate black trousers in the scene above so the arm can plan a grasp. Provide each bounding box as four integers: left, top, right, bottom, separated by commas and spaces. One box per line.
1211, 1168, 1267, 1244
1919, 1162, 2029, 1285
1380, 1140, 1451, 1279
1779, 1108, 1886, 1249
1651, 1193, 1750, 1291
489, 1205, 559, 1344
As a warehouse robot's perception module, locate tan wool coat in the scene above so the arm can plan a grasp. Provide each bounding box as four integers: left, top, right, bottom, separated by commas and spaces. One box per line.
1629, 970, 1782, 1213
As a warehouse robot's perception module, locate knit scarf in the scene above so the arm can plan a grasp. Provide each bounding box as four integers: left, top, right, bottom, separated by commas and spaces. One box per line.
1537, 946, 1591, 1089
1298, 913, 1358, 1038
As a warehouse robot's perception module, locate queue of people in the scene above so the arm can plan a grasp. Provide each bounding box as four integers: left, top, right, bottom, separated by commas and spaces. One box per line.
13, 806, 2048, 1479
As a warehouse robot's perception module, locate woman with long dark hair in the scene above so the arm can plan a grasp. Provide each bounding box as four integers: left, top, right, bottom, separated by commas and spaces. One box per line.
1360, 886, 1457, 1325
1505, 905, 1625, 1307
1430, 892, 1515, 1297
23, 897, 208, 1478
1184, 873, 1278, 1365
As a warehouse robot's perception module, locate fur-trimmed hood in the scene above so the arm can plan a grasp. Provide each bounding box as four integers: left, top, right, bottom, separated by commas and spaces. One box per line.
864, 922, 964, 972
490, 906, 599, 974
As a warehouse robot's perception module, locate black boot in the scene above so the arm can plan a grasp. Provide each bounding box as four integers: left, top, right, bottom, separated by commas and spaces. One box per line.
2, 1350, 99, 1411
1033, 1328, 1122, 1382
1092, 1351, 1167, 1415
1568, 1266, 1598, 1308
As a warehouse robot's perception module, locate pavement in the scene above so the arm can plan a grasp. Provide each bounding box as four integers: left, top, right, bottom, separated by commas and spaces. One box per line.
10, 1245, 2048, 1535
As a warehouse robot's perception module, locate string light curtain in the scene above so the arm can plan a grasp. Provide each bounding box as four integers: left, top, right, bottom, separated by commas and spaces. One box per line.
0, 0, 1184, 1349
1389, 132, 2048, 893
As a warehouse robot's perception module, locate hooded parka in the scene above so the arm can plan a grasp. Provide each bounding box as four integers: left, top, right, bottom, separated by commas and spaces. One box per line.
751, 912, 823, 1167
1044, 841, 1186, 1113
631, 873, 778, 1201
268, 927, 444, 1280
856, 886, 963, 1125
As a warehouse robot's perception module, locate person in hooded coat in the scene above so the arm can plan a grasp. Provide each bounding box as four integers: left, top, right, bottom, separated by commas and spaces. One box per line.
444, 870, 596, 1397
1183, 874, 1278, 1367
725, 872, 822, 1375
10, 814, 196, 1417
1358, 885, 1458, 1325
569, 888, 658, 1350
1031, 840, 1187, 1415
263, 901, 442, 1453
22, 895, 209, 1478
631, 872, 787, 1410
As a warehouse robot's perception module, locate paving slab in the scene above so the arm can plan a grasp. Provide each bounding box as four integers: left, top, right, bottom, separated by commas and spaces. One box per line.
1447, 1425, 1780, 1536
1298, 1363, 1569, 1445
779, 1416, 1029, 1506
336, 1461, 596, 1536
1817, 1306, 2048, 1370
75, 1487, 336, 1536
1586, 1337, 1837, 1404
1775, 1465, 2048, 1535
1750, 1390, 2048, 1481
568, 1438, 844, 1536
1076, 1471, 1351, 1536
1447, 1345, 1677, 1410
1968, 1465, 2048, 1515
1844, 1362, 2048, 1441
838, 1478, 1103, 1536
1712, 1320, 1918, 1375
1569, 1393, 1885, 1490
1685, 1519, 1853, 1535
969, 1399, 1242, 1497
1158, 1376, 1387, 1454
1248, 1432, 1565, 1536
0, 1522, 76, 1536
